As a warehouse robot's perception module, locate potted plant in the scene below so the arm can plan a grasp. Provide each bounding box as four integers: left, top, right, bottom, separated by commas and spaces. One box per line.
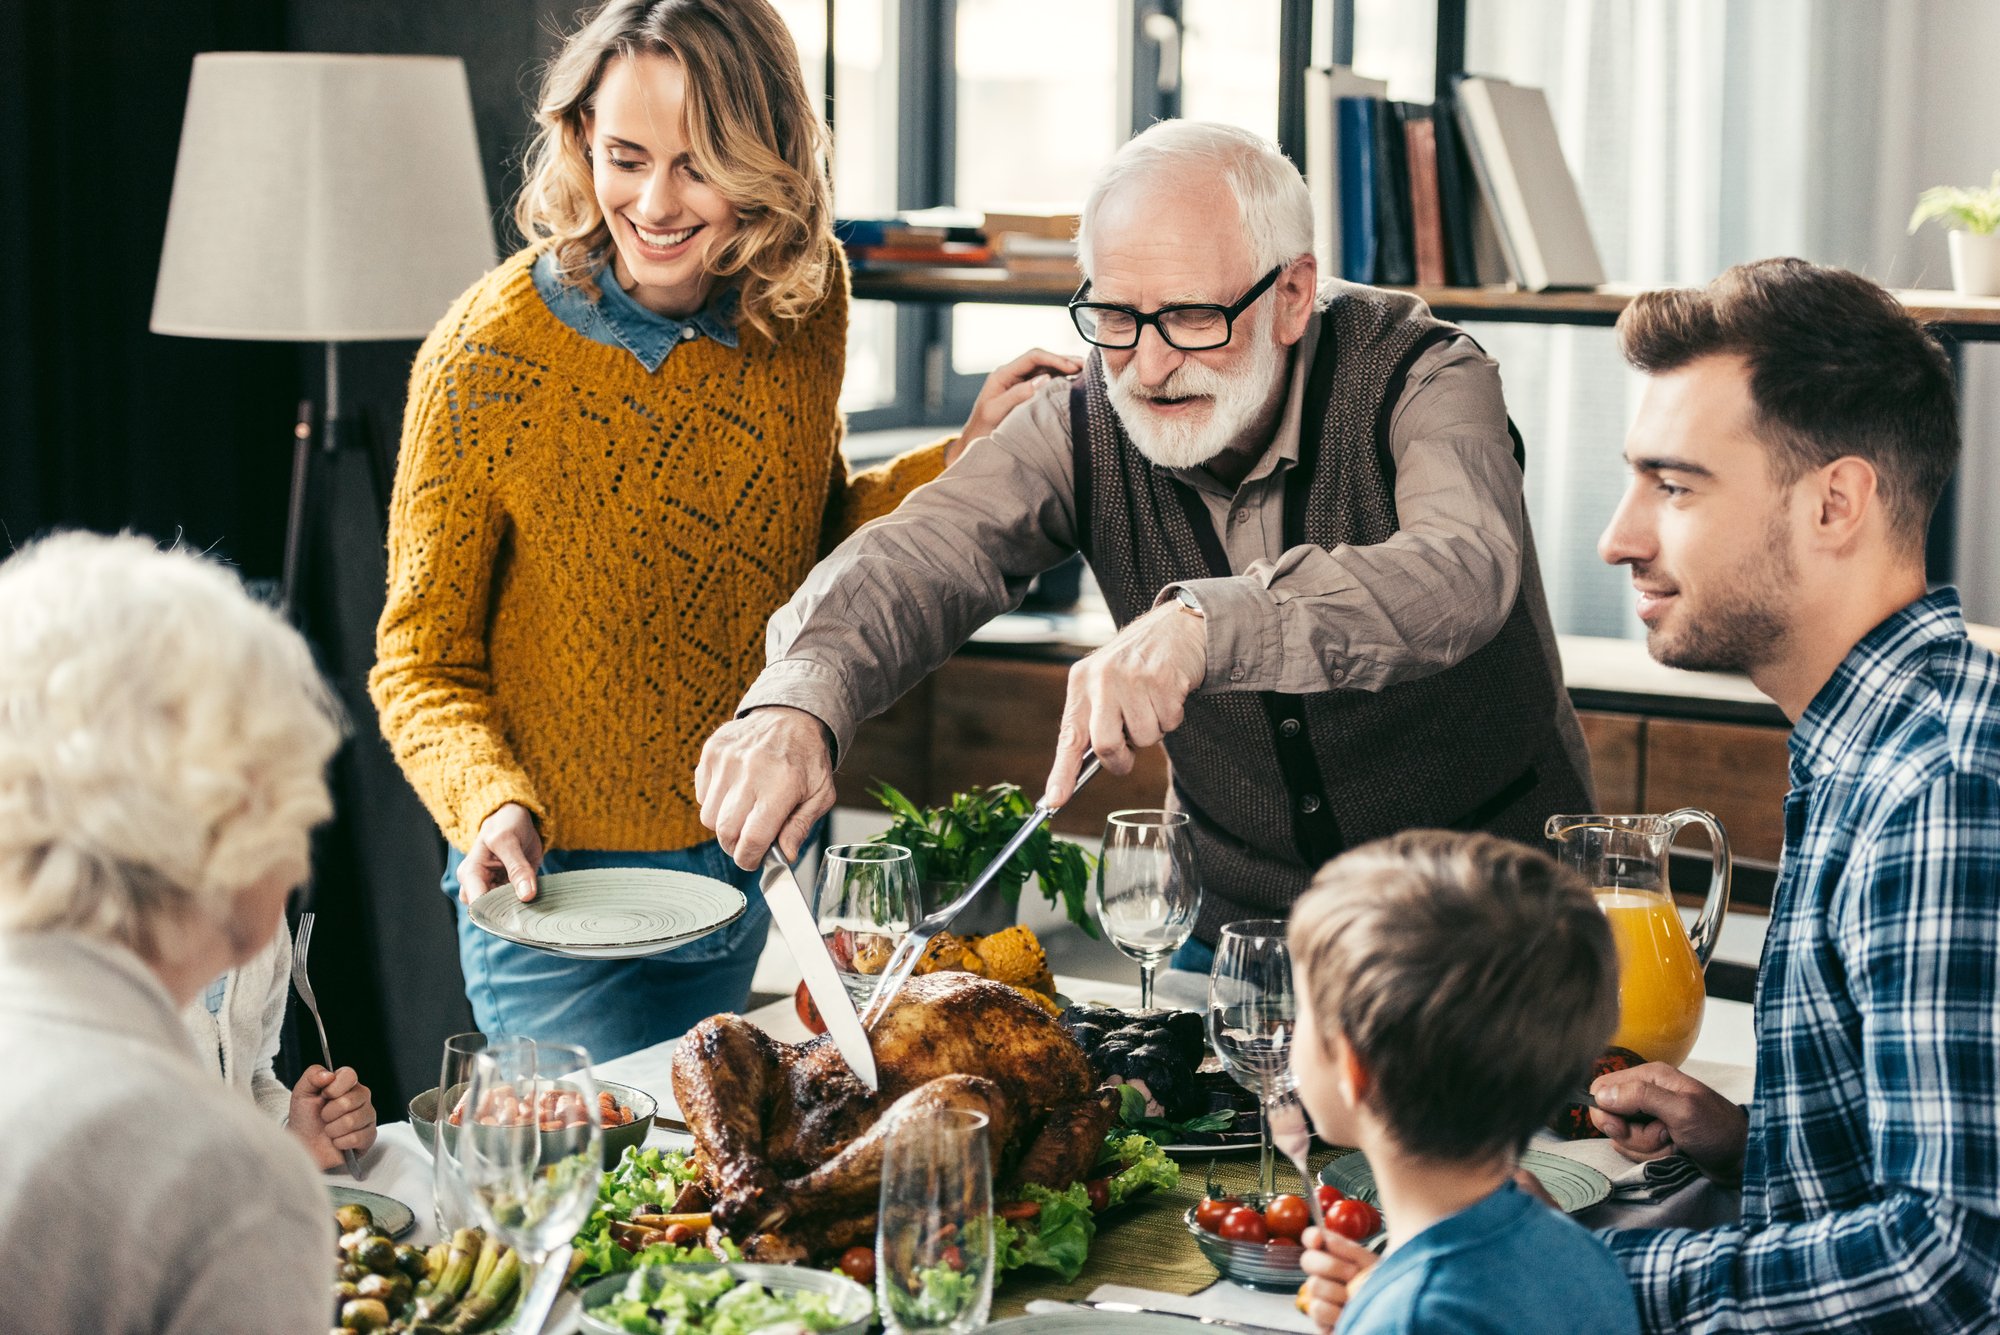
868, 782, 1098, 938
1910, 172, 2000, 297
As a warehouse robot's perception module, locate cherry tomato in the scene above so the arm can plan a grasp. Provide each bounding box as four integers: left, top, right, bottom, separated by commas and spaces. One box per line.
940, 1244, 965, 1272
1262, 1193, 1309, 1240
1085, 1178, 1111, 1213
1326, 1198, 1382, 1242
1314, 1184, 1345, 1218
1217, 1206, 1269, 1243
1193, 1196, 1237, 1232
837, 1246, 876, 1286
1265, 1236, 1304, 1255
794, 982, 827, 1035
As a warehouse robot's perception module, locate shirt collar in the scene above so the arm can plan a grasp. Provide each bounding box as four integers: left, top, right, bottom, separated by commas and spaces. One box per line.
1788, 586, 1967, 784
1165, 307, 1321, 498
535, 249, 740, 372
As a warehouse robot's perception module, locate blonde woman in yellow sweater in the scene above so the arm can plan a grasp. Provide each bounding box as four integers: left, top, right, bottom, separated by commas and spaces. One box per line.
371, 0, 1073, 1058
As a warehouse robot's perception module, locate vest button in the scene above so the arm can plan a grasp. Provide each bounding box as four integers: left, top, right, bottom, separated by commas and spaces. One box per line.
1299, 793, 1322, 814
1279, 718, 1302, 737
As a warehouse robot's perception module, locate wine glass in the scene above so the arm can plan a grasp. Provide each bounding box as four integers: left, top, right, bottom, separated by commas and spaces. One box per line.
818, 843, 920, 1004
458, 1041, 603, 1335
432, 1030, 511, 1234
876, 1107, 995, 1335
1095, 809, 1201, 1011
1207, 920, 1296, 1197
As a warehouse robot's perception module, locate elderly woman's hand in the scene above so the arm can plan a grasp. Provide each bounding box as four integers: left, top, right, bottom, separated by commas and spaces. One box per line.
288, 1065, 377, 1172
458, 802, 545, 904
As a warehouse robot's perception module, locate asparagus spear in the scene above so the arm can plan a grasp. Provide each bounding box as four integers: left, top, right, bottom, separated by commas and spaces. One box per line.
444, 1245, 520, 1333
466, 1231, 502, 1295
414, 1227, 480, 1320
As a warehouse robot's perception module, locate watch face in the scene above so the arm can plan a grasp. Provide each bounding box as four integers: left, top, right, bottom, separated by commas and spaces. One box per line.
1177, 587, 1202, 613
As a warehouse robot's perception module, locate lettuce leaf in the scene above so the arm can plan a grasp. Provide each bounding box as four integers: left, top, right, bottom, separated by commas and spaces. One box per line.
1101, 1133, 1180, 1207
995, 1182, 1096, 1281
571, 1145, 713, 1285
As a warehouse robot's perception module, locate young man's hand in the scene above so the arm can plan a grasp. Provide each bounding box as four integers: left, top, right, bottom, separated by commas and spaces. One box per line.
1589, 1060, 1747, 1183
1298, 1226, 1380, 1333
289, 1064, 378, 1171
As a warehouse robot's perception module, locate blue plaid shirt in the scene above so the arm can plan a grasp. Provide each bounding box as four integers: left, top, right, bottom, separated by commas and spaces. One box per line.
1604, 589, 2000, 1330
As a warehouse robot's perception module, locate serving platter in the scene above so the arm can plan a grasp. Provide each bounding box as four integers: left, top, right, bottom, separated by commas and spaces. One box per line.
1320, 1146, 1613, 1215
468, 867, 746, 959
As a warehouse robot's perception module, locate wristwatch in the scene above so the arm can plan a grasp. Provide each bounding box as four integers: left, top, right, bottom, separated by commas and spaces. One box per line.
1174, 586, 1204, 617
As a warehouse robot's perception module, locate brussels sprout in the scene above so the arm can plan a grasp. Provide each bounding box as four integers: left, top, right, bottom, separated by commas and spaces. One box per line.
333, 1202, 374, 1234
354, 1236, 398, 1274
394, 1243, 429, 1280
355, 1271, 412, 1310
338, 1296, 390, 1331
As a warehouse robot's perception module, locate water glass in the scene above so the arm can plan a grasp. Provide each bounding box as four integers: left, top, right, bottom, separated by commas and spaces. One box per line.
876, 1107, 995, 1335
1095, 809, 1201, 1010
432, 1031, 519, 1233
458, 1041, 604, 1331
818, 843, 920, 1002
1207, 919, 1297, 1196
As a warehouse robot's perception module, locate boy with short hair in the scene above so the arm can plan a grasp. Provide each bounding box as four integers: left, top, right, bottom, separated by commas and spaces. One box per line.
1290, 830, 1638, 1334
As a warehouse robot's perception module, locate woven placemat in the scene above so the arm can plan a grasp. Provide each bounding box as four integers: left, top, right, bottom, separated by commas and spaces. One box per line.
991, 1146, 1355, 1319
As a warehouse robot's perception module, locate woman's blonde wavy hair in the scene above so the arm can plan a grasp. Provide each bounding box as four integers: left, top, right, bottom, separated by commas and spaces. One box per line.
516, 0, 835, 340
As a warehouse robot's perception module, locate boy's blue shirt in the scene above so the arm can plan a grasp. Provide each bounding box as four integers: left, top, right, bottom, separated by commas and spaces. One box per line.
1339, 1182, 1640, 1335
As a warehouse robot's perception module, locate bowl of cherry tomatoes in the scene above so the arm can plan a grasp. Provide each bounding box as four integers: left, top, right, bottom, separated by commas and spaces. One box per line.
1184, 1185, 1383, 1291
409, 1078, 654, 1170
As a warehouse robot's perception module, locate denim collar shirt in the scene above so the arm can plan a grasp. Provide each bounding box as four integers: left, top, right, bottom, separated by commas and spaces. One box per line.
1603, 588, 2000, 1332
532, 249, 739, 372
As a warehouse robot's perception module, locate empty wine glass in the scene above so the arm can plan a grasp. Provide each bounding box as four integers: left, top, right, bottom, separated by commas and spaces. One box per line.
818, 843, 920, 1005
876, 1107, 995, 1335
1096, 809, 1201, 1011
458, 1041, 603, 1335
1207, 919, 1296, 1197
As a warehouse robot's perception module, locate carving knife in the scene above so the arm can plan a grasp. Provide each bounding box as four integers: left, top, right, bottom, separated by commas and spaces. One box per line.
761, 847, 880, 1091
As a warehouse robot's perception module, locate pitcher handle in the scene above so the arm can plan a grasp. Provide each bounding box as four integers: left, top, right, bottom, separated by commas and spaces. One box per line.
1662, 807, 1732, 969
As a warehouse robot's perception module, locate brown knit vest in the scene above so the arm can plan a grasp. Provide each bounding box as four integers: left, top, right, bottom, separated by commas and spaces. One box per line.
1071, 286, 1591, 941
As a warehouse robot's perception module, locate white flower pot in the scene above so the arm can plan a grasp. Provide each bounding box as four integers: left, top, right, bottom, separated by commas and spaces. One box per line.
1948, 230, 2000, 298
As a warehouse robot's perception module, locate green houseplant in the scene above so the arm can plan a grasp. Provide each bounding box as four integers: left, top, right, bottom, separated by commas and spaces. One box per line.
868, 782, 1098, 937
1909, 173, 2000, 297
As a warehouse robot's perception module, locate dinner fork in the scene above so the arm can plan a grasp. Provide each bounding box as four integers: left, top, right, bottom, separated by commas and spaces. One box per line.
1267, 1092, 1328, 1235
290, 912, 365, 1179
859, 749, 1101, 1025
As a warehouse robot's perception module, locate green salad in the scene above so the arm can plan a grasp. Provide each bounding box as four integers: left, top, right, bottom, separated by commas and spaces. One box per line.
574, 1148, 741, 1286
590, 1265, 854, 1335
994, 1132, 1178, 1282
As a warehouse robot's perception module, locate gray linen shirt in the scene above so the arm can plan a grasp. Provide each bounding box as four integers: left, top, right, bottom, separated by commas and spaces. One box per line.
0, 931, 332, 1335
741, 306, 1559, 768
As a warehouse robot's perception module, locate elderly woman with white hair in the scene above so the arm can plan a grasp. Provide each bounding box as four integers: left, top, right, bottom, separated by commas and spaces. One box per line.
0, 533, 343, 1333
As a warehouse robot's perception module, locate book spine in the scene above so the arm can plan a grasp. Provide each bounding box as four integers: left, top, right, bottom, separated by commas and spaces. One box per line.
1336, 96, 1378, 285
1404, 116, 1447, 288
1372, 101, 1416, 286
1452, 85, 1531, 288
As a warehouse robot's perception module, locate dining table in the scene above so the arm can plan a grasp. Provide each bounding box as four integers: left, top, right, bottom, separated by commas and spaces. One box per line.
334, 968, 1755, 1332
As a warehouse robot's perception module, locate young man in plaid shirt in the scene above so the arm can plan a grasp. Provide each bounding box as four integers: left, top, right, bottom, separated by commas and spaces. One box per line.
1582, 259, 2000, 1329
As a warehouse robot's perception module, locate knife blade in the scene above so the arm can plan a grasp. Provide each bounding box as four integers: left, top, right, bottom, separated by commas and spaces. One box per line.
761, 848, 880, 1091
1052, 1300, 1298, 1333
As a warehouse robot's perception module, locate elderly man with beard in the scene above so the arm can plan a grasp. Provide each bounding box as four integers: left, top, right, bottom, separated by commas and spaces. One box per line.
696, 120, 1591, 945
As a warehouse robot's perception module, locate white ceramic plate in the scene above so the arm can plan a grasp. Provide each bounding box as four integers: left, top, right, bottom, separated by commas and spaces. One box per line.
1321, 1146, 1612, 1215
468, 867, 746, 959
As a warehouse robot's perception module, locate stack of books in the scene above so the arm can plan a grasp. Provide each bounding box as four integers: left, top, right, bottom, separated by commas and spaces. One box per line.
837, 207, 1078, 280
1303, 67, 1604, 293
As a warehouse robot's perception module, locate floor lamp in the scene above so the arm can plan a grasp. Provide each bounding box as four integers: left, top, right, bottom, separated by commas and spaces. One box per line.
150, 52, 498, 620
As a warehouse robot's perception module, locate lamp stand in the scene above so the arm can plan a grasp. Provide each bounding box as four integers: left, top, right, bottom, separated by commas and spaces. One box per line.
277, 342, 388, 624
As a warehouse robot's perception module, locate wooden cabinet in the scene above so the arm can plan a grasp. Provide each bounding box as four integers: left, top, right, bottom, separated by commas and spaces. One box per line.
1576, 712, 1643, 813
1642, 719, 1791, 865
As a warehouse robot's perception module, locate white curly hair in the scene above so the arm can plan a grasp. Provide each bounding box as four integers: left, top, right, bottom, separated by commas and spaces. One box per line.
0, 533, 342, 963
1077, 120, 1316, 280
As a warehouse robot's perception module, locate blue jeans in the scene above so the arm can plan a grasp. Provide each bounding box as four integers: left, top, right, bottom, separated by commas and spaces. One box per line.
1170, 936, 1216, 974
442, 842, 771, 1063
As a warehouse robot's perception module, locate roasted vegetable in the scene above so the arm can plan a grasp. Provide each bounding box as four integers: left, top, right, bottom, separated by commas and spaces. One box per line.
339, 1297, 390, 1332
334, 1203, 375, 1235
443, 1242, 520, 1333
413, 1228, 479, 1320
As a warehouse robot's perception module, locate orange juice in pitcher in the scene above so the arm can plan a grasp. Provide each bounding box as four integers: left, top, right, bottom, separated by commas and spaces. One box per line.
1547, 811, 1732, 1067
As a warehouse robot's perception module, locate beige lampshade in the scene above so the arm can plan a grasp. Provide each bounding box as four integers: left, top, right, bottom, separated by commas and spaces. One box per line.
151, 52, 498, 342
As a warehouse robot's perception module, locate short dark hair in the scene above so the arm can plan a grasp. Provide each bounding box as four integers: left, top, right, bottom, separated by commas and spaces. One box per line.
1289, 831, 1617, 1163
1617, 258, 1958, 552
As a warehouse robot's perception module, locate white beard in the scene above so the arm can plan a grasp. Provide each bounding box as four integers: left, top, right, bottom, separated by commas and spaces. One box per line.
1106, 316, 1290, 469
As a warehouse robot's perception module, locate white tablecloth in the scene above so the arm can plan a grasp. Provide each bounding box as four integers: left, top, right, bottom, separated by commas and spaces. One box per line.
335, 970, 1755, 1329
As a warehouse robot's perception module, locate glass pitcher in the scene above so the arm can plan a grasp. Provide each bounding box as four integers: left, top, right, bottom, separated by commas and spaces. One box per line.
1544, 810, 1732, 1066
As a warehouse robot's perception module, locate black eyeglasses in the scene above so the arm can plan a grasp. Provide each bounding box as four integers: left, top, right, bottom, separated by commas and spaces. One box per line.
1067, 264, 1284, 351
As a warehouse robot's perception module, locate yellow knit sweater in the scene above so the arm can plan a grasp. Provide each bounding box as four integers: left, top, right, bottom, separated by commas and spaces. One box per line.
370, 246, 945, 852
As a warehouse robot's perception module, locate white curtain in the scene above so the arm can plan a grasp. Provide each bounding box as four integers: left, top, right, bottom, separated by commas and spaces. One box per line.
1460, 0, 2000, 633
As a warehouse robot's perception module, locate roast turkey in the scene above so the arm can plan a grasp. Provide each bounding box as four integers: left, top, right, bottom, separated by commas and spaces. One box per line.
671, 971, 1119, 1259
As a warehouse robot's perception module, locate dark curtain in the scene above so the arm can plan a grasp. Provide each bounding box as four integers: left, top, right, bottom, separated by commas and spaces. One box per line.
2, 0, 565, 1115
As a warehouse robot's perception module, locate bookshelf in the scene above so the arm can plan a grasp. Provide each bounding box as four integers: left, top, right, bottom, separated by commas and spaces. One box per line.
849, 268, 2000, 342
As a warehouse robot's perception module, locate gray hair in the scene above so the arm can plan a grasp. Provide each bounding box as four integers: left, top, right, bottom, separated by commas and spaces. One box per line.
1078, 120, 1316, 279
0, 534, 342, 962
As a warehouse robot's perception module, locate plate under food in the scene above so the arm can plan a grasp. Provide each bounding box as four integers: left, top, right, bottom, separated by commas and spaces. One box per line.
328, 1185, 415, 1239
1320, 1146, 1613, 1215
468, 867, 746, 959
987, 1310, 1226, 1333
